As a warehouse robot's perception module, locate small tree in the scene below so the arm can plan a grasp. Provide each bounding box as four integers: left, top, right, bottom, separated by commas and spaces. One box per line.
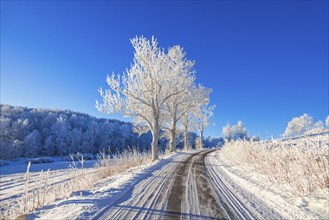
222, 123, 233, 142
283, 113, 314, 137
234, 121, 247, 140
223, 121, 248, 142
195, 103, 215, 149
314, 121, 324, 129
305, 120, 326, 135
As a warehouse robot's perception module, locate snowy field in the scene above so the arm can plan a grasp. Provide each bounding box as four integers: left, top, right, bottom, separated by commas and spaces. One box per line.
1, 161, 98, 219
0, 159, 96, 175
0, 151, 152, 219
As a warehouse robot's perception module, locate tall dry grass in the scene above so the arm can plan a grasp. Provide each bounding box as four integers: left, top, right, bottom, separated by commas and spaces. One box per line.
9, 149, 152, 220
220, 134, 329, 196
96, 148, 152, 178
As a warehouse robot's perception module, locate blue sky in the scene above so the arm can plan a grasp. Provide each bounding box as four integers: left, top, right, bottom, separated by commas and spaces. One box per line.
1, 1, 328, 138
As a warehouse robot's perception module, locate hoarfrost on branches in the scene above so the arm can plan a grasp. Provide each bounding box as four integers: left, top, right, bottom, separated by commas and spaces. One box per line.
97, 36, 214, 160
283, 114, 314, 137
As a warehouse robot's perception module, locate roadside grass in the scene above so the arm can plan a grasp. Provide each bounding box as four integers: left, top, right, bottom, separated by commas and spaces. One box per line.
3, 149, 152, 220
219, 134, 329, 196
95, 148, 152, 178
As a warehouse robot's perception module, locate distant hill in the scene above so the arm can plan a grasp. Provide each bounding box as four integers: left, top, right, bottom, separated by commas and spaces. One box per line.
0, 104, 152, 159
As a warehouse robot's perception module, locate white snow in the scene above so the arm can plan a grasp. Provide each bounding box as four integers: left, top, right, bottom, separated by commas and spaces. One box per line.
207, 150, 329, 219
3, 148, 327, 220
0, 159, 96, 175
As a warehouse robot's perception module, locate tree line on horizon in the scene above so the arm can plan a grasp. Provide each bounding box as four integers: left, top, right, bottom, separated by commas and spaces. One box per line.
221, 114, 329, 142
0, 104, 222, 160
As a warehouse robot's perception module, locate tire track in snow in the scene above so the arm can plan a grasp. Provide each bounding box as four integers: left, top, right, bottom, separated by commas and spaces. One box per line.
166, 153, 191, 216
96, 149, 276, 220
167, 150, 230, 219
206, 158, 257, 219
191, 150, 230, 218
206, 152, 283, 220
95, 152, 194, 220
109, 157, 178, 220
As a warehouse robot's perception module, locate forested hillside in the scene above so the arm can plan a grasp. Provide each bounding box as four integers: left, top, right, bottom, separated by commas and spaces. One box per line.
0, 104, 153, 159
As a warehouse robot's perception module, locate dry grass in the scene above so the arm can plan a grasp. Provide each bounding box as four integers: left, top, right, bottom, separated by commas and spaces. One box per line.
96, 149, 152, 178
220, 133, 329, 196
5, 149, 152, 220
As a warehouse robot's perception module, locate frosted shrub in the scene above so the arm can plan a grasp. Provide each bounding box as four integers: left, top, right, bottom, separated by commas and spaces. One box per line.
220, 134, 329, 196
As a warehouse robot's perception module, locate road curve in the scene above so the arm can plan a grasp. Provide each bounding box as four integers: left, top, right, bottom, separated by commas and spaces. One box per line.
166, 150, 231, 219
94, 150, 276, 220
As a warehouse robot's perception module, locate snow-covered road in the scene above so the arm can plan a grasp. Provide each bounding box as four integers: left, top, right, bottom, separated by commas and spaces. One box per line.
94, 151, 196, 219
92, 149, 279, 220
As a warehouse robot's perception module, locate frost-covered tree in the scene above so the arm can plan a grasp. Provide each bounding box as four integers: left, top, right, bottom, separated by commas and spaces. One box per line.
178, 86, 211, 151
97, 36, 196, 161
234, 121, 247, 140
0, 117, 13, 158
162, 46, 196, 152
181, 113, 195, 150
0, 117, 11, 142
222, 123, 233, 142
222, 121, 248, 141
326, 115, 329, 128
51, 115, 70, 155
165, 84, 210, 152
305, 120, 326, 135
195, 102, 215, 149
314, 121, 324, 129
24, 129, 41, 157
283, 113, 314, 137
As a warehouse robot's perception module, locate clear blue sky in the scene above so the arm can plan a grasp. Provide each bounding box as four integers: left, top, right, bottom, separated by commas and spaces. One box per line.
1, 1, 328, 138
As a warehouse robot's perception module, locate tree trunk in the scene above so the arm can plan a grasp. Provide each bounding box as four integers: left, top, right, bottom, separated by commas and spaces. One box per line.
151, 130, 159, 161
151, 116, 160, 161
184, 127, 189, 150
169, 120, 177, 152
199, 129, 203, 149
